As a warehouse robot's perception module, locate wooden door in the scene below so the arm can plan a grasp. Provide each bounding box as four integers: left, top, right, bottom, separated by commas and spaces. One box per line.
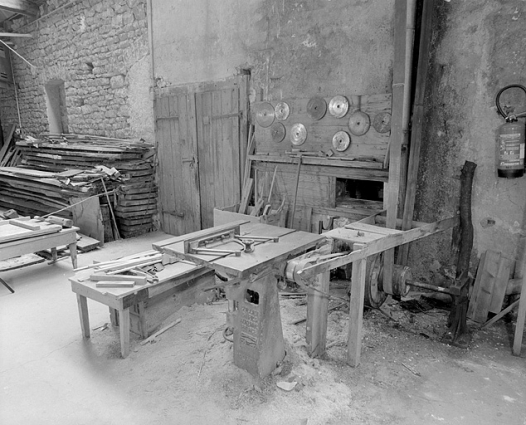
155, 76, 248, 234
195, 77, 248, 228
155, 89, 201, 235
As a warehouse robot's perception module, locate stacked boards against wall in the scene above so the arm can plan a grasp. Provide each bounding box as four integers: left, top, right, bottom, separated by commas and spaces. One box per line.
0, 134, 156, 242
250, 93, 391, 232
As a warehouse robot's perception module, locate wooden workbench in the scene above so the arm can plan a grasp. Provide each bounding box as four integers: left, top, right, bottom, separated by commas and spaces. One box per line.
70, 260, 213, 358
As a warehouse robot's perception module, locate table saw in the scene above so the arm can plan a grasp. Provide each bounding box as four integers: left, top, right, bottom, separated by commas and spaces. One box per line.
153, 214, 457, 379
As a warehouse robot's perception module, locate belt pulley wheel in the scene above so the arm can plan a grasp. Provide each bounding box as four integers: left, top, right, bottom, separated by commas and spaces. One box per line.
307, 96, 327, 121
290, 123, 307, 145
270, 122, 286, 143
255, 102, 275, 128
364, 253, 387, 308
275, 102, 291, 121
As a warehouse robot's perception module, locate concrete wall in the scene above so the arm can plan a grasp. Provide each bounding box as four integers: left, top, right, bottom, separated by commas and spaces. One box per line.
0, 0, 153, 142
152, 0, 395, 97
411, 1, 526, 282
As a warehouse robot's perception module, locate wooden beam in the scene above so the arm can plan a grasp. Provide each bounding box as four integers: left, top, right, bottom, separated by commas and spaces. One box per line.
0, 32, 32, 38
0, 0, 39, 17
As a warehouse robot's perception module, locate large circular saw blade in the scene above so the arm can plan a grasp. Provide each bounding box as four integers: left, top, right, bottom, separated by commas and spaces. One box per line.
290, 123, 307, 145
348, 110, 371, 136
307, 97, 327, 120
328, 95, 349, 118
255, 102, 275, 128
274, 102, 291, 121
270, 122, 286, 143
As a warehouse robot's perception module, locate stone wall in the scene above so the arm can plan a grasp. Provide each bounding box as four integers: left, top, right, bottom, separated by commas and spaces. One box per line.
0, 0, 153, 142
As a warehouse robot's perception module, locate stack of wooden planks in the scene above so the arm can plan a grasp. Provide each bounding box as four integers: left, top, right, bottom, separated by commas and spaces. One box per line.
0, 133, 157, 239
0, 167, 107, 218
17, 133, 149, 171
114, 160, 157, 238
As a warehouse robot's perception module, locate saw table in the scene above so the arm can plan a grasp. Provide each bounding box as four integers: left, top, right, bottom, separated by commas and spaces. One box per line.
153, 214, 457, 376
153, 220, 326, 379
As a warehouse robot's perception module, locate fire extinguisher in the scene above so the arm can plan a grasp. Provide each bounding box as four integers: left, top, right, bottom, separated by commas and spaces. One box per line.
495, 84, 526, 178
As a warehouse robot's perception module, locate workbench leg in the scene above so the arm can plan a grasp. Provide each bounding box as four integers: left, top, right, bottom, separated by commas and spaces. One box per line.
50, 247, 58, 264
69, 242, 78, 269
119, 308, 130, 358
512, 278, 526, 356
306, 271, 330, 357
347, 258, 367, 367
76, 294, 90, 338
109, 308, 119, 326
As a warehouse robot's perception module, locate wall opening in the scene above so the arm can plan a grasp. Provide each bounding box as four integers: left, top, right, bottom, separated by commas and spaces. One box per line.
336, 178, 384, 205
45, 79, 68, 134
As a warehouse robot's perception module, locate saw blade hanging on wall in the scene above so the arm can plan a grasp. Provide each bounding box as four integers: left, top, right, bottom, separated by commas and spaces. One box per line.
255, 102, 275, 128
348, 110, 371, 136
270, 122, 286, 143
372, 112, 392, 133
290, 123, 307, 145
332, 130, 351, 152
274, 102, 290, 121
307, 97, 327, 120
328, 95, 349, 118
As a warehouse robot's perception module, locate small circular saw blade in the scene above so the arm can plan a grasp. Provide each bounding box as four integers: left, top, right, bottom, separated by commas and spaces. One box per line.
307, 97, 327, 120
348, 110, 371, 136
328, 95, 349, 118
274, 102, 290, 121
290, 123, 307, 145
270, 122, 286, 143
332, 130, 351, 152
255, 102, 275, 128
372, 112, 392, 133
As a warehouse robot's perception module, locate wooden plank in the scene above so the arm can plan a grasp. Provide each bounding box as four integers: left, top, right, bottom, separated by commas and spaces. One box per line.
70, 196, 104, 245
324, 226, 385, 244
383, 0, 408, 296
250, 154, 385, 171
468, 251, 500, 323
347, 244, 366, 367
90, 274, 147, 284
0, 253, 45, 271
488, 255, 512, 314
399, 0, 435, 265
345, 222, 403, 235
0, 124, 16, 162
96, 281, 136, 288
297, 217, 458, 278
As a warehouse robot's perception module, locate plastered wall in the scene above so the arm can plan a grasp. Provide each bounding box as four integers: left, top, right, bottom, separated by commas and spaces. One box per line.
411, 1, 526, 282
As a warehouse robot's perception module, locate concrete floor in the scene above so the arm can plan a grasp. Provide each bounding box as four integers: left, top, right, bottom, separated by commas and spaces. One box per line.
0, 231, 169, 425
1, 231, 525, 425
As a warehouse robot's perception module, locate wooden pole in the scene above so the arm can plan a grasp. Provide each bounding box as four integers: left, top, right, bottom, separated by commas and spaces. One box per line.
445, 161, 476, 348
512, 197, 526, 355
399, 0, 436, 265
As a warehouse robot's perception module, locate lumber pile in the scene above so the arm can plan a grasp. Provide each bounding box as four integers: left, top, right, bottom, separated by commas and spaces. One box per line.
114, 160, 157, 238
76, 250, 178, 286
0, 133, 157, 239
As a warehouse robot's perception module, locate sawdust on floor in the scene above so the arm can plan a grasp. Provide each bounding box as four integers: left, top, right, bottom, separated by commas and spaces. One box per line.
87, 288, 526, 425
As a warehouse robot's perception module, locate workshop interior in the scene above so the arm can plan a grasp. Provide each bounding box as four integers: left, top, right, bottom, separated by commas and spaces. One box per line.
0, 1, 525, 424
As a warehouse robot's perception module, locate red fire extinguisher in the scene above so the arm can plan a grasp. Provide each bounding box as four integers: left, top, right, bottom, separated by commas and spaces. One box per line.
496, 84, 526, 178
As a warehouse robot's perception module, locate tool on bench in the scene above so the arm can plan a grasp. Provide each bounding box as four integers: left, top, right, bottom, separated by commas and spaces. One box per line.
183, 227, 279, 257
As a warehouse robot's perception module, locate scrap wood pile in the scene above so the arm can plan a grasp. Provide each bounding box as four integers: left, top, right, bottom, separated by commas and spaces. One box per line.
75, 250, 178, 288
0, 132, 157, 239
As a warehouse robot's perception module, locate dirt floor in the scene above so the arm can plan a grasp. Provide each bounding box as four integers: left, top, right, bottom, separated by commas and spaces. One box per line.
87, 285, 526, 425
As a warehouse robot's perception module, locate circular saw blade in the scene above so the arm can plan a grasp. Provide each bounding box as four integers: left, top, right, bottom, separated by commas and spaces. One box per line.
307, 97, 327, 120
328, 95, 349, 118
290, 123, 307, 145
348, 110, 371, 136
372, 112, 391, 133
255, 102, 275, 128
270, 122, 286, 143
274, 102, 290, 121
332, 130, 351, 152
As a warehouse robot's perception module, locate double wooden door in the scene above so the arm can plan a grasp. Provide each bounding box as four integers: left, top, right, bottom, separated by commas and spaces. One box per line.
155, 76, 248, 235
